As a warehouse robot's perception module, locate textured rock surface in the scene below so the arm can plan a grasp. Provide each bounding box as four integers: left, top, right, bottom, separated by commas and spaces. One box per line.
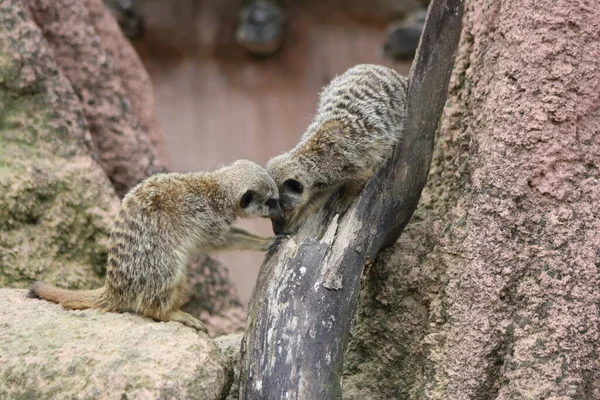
26, 0, 167, 197
184, 254, 246, 337
0, 0, 119, 289
0, 289, 232, 399
215, 333, 244, 400
344, 0, 600, 398
88, 0, 168, 164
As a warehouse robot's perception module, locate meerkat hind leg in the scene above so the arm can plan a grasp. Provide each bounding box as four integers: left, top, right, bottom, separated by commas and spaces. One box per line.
146, 309, 207, 333
167, 310, 208, 333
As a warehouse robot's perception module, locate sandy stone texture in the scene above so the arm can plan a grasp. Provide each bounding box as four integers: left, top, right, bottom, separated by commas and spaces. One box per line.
0, 289, 232, 399
26, 0, 167, 197
0, 0, 119, 289
1, 0, 245, 334
343, 0, 600, 398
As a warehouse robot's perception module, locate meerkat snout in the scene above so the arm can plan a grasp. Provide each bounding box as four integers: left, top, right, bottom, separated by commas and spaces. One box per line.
239, 188, 282, 219
228, 159, 282, 220
266, 155, 315, 234
266, 198, 283, 219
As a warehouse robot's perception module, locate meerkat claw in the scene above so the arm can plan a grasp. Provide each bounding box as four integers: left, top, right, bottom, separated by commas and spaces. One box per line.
268, 234, 290, 253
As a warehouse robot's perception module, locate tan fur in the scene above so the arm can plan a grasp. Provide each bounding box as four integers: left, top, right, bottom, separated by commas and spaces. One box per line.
267, 64, 408, 234
28, 160, 282, 333
29, 283, 105, 310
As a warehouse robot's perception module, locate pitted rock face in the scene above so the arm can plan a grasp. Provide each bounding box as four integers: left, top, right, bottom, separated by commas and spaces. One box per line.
0, 289, 232, 399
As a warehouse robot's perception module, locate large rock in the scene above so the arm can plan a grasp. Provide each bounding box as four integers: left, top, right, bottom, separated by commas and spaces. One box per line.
88, 0, 168, 164
344, 0, 600, 397
184, 254, 246, 337
215, 333, 244, 400
26, 0, 167, 197
0, 0, 119, 289
0, 289, 232, 399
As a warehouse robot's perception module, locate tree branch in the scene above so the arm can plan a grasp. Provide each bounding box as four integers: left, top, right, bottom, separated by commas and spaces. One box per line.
240, 0, 464, 398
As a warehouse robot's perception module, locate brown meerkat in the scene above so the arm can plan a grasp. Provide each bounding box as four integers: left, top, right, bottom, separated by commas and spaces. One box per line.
267, 64, 408, 234
29, 159, 282, 333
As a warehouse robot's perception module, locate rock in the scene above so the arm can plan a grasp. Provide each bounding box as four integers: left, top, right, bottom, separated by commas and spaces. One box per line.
237, 0, 286, 56
0, 0, 243, 337
26, 0, 167, 197
0, 289, 232, 399
0, 0, 119, 289
183, 254, 247, 337
88, 0, 169, 165
382, 9, 426, 60
215, 333, 244, 400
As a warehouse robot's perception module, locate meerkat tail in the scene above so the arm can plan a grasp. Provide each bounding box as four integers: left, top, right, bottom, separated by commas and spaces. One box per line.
28, 282, 105, 310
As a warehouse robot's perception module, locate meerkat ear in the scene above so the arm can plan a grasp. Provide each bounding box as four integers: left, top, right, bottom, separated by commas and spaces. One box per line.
240, 190, 255, 209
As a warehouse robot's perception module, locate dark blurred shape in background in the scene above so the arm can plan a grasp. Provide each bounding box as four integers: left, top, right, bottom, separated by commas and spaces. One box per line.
104, 0, 145, 40
236, 0, 286, 56
382, 8, 426, 60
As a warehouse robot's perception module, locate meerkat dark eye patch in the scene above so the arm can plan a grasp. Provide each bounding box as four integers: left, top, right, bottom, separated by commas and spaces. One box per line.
240, 190, 256, 209
283, 179, 303, 195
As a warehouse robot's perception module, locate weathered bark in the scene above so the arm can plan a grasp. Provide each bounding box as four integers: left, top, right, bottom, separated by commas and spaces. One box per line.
239, 0, 463, 398
343, 0, 600, 398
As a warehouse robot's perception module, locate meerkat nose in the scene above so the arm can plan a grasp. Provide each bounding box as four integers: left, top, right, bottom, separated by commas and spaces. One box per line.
267, 198, 283, 219
271, 215, 286, 235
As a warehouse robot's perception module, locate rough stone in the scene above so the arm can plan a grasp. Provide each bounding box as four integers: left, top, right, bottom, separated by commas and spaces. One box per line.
26, 0, 167, 197
344, 0, 600, 398
88, 0, 168, 164
215, 333, 244, 400
0, 0, 244, 335
183, 254, 246, 337
0, 289, 232, 399
0, 0, 119, 289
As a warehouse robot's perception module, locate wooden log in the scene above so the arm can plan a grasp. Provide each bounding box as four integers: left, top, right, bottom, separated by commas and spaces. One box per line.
239, 0, 464, 398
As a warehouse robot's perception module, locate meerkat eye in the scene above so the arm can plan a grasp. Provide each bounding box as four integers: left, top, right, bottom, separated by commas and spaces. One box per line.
283, 179, 303, 195
240, 190, 255, 209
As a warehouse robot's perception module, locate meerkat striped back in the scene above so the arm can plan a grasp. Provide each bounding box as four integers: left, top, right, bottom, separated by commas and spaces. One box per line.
302, 64, 408, 144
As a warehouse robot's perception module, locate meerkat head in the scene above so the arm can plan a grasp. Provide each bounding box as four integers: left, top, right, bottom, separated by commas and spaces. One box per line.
266, 153, 322, 234
221, 159, 282, 220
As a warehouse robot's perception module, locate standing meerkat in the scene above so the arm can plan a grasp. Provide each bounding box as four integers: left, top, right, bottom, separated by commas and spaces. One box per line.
267, 64, 408, 234
29, 160, 282, 333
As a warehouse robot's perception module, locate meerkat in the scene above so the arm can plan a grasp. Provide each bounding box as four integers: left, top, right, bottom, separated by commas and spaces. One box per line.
29, 160, 282, 333
267, 64, 408, 234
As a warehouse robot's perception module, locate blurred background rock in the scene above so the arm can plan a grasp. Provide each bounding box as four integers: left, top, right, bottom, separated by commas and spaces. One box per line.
114, 0, 425, 304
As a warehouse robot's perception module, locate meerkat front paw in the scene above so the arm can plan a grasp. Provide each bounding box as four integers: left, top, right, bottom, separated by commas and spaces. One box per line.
267, 234, 290, 253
